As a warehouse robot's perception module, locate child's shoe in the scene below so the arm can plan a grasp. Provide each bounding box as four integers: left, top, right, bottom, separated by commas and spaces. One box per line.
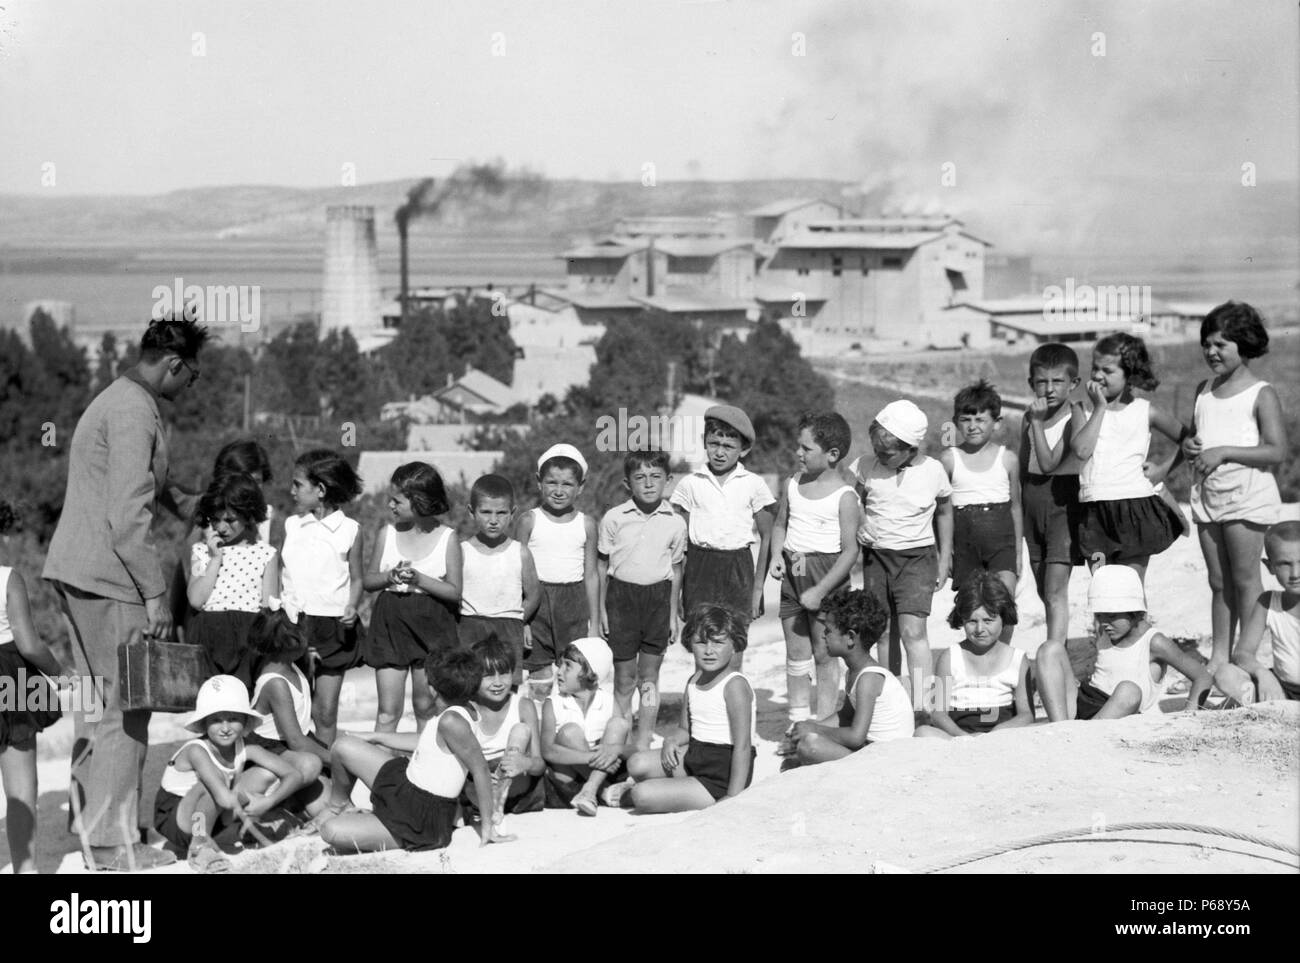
599, 778, 635, 808
571, 788, 599, 817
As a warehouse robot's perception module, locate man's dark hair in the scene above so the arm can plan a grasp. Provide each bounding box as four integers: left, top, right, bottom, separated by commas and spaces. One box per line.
139, 313, 210, 362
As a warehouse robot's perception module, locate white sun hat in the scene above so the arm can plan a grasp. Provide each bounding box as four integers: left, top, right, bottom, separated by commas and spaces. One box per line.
1087, 565, 1147, 613
185, 675, 263, 733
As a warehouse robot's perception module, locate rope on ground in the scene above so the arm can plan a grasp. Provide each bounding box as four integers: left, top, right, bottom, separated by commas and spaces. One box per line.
921, 822, 1300, 874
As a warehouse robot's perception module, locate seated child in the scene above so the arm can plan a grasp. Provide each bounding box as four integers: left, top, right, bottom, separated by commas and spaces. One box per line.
153, 675, 307, 872
786, 589, 914, 766
608, 604, 756, 813
463, 637, 546, 821
1215, 520, 1300, 703
246, 604, 331, 820
320, 650, 509, 852
540, 637, 629, 816
1035, 566, 1213, 721
915, 573, 1032, 737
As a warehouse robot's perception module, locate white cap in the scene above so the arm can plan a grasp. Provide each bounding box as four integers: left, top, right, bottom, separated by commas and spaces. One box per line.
186, 675, 262, 733
537, 443, 588, 478
874, 400, 928, 447
1088, 565, 1147, 613
570, 636, 613, 690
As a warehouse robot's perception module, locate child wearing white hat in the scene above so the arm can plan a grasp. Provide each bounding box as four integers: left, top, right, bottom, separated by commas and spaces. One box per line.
152, 675, 308, 872
1033, 566, 1212, 721
847, 400, 953, 703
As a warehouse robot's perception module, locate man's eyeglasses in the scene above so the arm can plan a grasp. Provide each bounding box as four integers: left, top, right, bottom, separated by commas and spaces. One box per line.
178, 357, 200, 383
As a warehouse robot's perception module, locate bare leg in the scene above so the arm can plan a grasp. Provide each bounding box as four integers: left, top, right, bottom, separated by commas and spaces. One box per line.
490, 723, 533, 817
629, 775, 717, 814
409, 666, 436, 733
995, 569, 1018, 644
794, 732, 857, 764
573, 717, 630, 813
1032, 640, 1079, 722
1213, 663, 1255, 706
912, 725, 953, 740
327, 735, 395, 810
1, 745, 39, 873
312, 674, 344, 747
320, 812, 402, 853
809, 611, 840, 722
1040, 561, 1072, 643
634, 653, 664, 750
1095, 680, 1142, 719
612, 659, 637, 721
897, 614, 931, 712
373, 667, 408, 733
782, 612, 813, 720
1220, 521, 1268, 672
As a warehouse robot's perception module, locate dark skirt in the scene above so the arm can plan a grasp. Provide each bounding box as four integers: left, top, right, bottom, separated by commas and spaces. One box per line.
364, 591, 459, 670
189, 610, 259, 688
302, 614, 361, 676
1078, 495, 1181, 565
0, 643, 61, 749
369, 756, 460, 851
949, 705, 1015, 733
459, 759, 545, 818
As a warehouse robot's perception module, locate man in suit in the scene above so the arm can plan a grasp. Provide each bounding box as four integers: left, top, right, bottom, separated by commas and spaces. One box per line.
44, 314, 208, 871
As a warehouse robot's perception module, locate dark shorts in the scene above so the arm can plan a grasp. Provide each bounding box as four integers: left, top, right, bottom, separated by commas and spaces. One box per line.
1074, 681, 1112, 721
950, 705, 1015, 733
1079, 496, 1180, 565
189, 610, 259, 689
152, 789, 242, 855
682, 544, 754, 624
952, 503, 1018, 589
684, 738, 756, 801
779, 550, 849, 619
862, 546, 938, 619
1022, 473, 1083, 567
459, 615, 527, 673
369, 757, 459, 852
1279, 678, 1300, 701
607, 578, 672, 661
529, 581, 589, 670
302, 614, 361, 676
459, 759, 546, 818
364, 590, 459, 670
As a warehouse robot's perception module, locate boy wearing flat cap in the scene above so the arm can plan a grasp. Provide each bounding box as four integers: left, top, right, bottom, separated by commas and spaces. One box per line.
669, 405, 776, 641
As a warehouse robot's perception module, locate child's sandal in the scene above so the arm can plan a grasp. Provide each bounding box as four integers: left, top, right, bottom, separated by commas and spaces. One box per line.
571, 789, 598, 817
187, 837, 233, 875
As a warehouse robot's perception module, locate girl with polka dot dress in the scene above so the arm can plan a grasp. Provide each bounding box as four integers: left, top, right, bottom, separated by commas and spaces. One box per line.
187, 473, 278, 689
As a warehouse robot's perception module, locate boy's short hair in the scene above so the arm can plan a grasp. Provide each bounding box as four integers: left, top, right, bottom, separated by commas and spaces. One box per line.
1028, 343, 1080, 379
680, 603, 750, 653
295, 449, 363, 506
1094, 333, 1158, 391
425, 648, 483, 702
623, 449, 671, 477
560, 643, 600, 689
797, 412, 852, 463
471, 636, 517, 677
821, 590, 888, 647
703, 417, 748, 447
140, 313, 210, 362
196, 472, 267, 530
947, 571, 1019, 629
470, 473, 515, 510
1201, 301, 1270, 360
1265, 520, 1300, 556
214, 439, 273, 484
538, 456, 585, 484
953, 379, 1002, 419
391, 461, 450, 516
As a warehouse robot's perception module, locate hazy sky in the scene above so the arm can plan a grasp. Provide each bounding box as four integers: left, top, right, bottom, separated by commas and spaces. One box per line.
0, 0, 1296, 196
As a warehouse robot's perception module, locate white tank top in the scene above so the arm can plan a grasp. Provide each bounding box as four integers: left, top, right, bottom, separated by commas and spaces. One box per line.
461, 539, 524, 618
378, 524, 451, 594
1190, 381, 1281, 524
1090, 625, 1158, 712
159, 738, 246, 797
547, 688, 615, 746
407, 705, 473, 797
472, 692, 523, 761
1079, 399, 1156, 502
848, 665, 915, 742
949, 445, 1011, 507
1027, 415, 1078, 476
949, 645, 1023, 709
527, 508, 587, 583
1265, 592, 1300, 685
251, 665, 313, 741
0, 567, 13, 645
784, 479, 853, 554
686, 671, 756, 745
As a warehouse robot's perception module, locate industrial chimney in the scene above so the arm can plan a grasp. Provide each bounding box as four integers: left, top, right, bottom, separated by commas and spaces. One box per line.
322, 205, 381, 336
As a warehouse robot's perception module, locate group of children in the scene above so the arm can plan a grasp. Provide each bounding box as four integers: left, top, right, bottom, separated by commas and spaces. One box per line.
2, 299, 1297, 872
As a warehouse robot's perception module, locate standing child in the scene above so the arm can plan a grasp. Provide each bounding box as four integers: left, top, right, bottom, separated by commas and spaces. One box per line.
915, 573, 1032, 738
362, 462, 461, 732
280, 449, 364, 746
598, 450, 687, 748
850, 400, 953, 699
517, 444, 599, 700
785, 590, 914, 767
670, 405, 776, 639
768, 412, 859, 722
1183, 302, 1285, 674
459, 474, 540, 688
1021, 343, 1085, 646
0, 502, 64, 873
1071, 333, 1187, 580
1035, 566, 1213, 721
152, 675, 306, 872
1215, 521, 1300, 704
609, 604, 755, 813
187, 472, 278, 688
463, 637, 546, 822
940, 380, 1022, 642
320, 649, 510, 852
540, 637, 629, 816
